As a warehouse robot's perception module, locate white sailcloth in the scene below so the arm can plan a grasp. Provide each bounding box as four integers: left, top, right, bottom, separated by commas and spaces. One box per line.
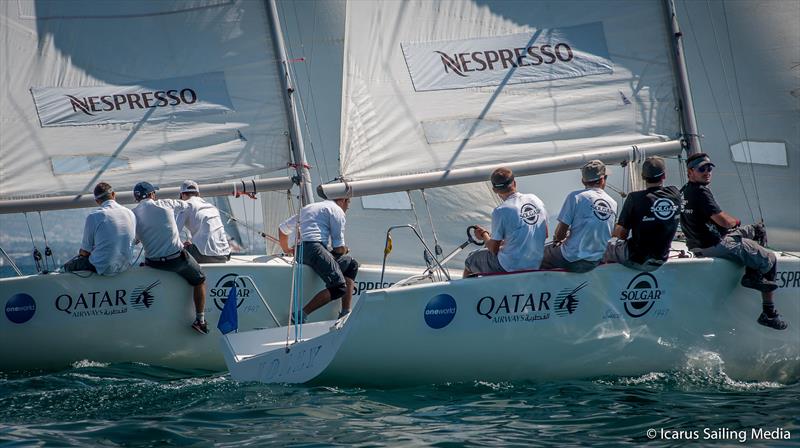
0, 0, 291, 200
339, 0, 681, 182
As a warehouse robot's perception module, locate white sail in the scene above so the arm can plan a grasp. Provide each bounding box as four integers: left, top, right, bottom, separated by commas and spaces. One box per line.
676, 0, 800, 250
0, 0, 291, 200
339, 0, 681, 182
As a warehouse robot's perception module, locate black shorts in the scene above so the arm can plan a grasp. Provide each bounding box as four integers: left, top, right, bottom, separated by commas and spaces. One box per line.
63, 255, 97, 273
186, 243, 230, 264
145, 250, 206, 286
301, 241, 358, 289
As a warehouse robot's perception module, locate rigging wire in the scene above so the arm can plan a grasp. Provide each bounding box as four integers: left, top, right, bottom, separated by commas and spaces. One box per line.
720, 1, 764, 221
698, 0, 756, 222
37, 211, 54, 271
23, 212, 43, 273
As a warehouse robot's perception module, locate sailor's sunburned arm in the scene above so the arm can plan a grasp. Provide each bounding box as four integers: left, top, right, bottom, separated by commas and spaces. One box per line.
485, 239, 501, 254
553, 222, 569, 244
278, 230, 293, 254
711, 211, 740, 229
612, 224, 628, 239
79, 249, 91, 257
332, 246, 348, 256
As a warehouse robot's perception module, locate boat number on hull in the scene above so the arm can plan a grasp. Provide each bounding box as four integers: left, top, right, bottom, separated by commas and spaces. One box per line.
475, 282, 586, 324
619, 272, 666, 318
425, 294, 457, 329
5, 293, 36, 324
258, 344, 323, 382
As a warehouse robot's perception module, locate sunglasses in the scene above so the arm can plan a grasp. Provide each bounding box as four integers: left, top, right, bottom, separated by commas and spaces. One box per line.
698, 165, 713, 173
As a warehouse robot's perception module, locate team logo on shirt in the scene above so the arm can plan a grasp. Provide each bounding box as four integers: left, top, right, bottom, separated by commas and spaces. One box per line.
520, 203, 541, 225
650, 198, 678, 220
591, 198, 614, 221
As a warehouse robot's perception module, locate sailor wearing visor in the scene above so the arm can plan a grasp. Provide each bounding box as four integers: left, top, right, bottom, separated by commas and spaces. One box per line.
681, 153, 786, 330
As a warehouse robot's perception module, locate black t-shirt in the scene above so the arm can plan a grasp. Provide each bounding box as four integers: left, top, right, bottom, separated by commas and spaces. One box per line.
617, 186, 681, 263
680, 181, 725, 249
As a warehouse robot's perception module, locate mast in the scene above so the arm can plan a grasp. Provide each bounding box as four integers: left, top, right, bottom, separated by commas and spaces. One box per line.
266, 0, 315, 206
665, 0, 702, 156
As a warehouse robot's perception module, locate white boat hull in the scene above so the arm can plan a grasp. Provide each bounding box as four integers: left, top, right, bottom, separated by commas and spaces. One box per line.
224, 255, 800, 385
0, 256, 419, 371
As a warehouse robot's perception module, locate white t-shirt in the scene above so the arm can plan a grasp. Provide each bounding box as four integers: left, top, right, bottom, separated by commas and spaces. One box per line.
557, 188, 617, 262
491, 192, 548, 271
298, 200, 346, 247
133, 198, 189, 259
176, 196, 230, 256
80, 200, 136, 276
278, 214, 299, 245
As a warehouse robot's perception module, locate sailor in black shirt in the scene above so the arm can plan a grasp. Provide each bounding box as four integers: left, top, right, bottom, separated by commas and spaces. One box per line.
604, 157, 680, 271
680, 153, 786, 330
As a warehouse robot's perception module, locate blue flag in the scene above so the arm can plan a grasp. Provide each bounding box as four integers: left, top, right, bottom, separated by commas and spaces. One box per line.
217, 284, 238, 335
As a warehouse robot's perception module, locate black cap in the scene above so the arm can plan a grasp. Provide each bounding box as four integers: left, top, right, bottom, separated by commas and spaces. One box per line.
687, 155, 715, 170
490, 168, 514, 190
133, 181, 159, 201
641, 156, 666, 179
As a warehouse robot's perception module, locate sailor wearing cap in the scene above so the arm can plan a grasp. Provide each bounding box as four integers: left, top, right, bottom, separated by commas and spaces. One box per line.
603, 156, 681, 272
541, 160, 617, 273
680, 153, 786, 330
464, 167, 548, 276
132, 181, 210, 335
63, 182, 136, 276
176, 180, 231, 263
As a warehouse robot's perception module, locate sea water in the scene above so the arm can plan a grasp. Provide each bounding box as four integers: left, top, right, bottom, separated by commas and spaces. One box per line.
1, 359, 798, 447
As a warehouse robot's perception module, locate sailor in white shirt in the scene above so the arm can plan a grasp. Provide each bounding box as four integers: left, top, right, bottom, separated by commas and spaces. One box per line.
464, 167, 549, 276
132, 181, 209, 335
278, 214, 299, 255
291, 185, 359, 324
176, 180, 231, 263
63, 182, 136, 276
541, 160, 617, 273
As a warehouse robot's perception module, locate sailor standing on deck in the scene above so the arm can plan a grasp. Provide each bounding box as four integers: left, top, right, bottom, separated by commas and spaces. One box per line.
176, 180, 231, 263
680, 153, 786, 330
604, 156, 681, 272
464, 167, 548, 277
292, 185, 359, 324
540, 160, 616, 273
63, 182, 136, 275
132, 181, 210, 335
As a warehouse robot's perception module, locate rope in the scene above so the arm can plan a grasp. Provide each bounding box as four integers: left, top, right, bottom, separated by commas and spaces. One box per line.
700, 0, 757, 222
23, 212, 43, 273
37, 211, 54, 271
420, 189, 442, 256
720, 2, 763, 221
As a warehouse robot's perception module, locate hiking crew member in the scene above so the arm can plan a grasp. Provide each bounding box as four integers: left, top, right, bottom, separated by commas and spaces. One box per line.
132, 181, 210, 335
293, 186, 359, 324
464, 167, 548, 277
541, 160, 616, 273
278, 214, 298, 256
604, 156, 681, 272
63, 182, 136, 276
680, 153, 786, 330
176, 180, 231, 263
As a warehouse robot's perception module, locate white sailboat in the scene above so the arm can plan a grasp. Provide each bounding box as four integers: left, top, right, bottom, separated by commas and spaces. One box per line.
223, 0, 800, 385
0, 0, 422, 372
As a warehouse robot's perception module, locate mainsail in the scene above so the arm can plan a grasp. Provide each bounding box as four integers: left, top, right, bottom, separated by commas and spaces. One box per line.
0, 0, 292, 201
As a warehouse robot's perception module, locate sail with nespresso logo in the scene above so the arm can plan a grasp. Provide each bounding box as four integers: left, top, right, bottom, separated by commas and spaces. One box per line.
31, 72, 234, 127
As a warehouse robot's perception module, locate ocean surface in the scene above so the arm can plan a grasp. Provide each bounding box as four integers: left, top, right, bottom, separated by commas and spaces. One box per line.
1, 359, 798, 447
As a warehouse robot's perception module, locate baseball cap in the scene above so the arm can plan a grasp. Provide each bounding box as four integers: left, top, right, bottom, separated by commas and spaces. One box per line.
490, 168, 514, 190
133, 181, 159, 201
180, 180, 199, 194
581, 160, 606, 182
686, 154, 715, 170
641, 156, 666, 179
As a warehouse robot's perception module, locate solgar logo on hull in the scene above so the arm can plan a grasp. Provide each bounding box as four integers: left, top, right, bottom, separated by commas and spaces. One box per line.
619, 273, 664, 318
210, 273, 251, 311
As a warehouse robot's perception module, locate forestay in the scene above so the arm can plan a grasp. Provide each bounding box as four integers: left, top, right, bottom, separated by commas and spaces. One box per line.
339, 0, 681, 182
0, 0, 291, 200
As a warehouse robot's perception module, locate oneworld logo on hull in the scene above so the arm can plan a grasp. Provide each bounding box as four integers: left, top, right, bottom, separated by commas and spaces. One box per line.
5, 293, 37, 324
401, 23, 613, 92
424, 294, 457, 329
